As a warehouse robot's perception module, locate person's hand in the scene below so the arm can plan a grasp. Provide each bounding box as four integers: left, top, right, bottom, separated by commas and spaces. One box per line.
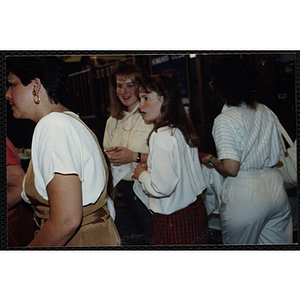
106, 147, 135, 166
132, 163, 147, 180
201, 154, 215, 169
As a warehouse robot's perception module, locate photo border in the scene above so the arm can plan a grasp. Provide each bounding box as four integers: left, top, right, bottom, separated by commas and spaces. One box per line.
1, 50, 299, 251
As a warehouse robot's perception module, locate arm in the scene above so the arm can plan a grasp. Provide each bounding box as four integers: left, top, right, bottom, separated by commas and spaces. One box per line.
27, 173, 83, 247
202, 155, 240, 178
133, 133, 179, 197
7, 164, 25, 210
104, 117, 149, 166
106, 147, 148, 166
133, 163, 147, 179
208, 112, 241, 177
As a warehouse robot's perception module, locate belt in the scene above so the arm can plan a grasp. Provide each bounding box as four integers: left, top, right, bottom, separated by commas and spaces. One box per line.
33, 205, 109, 229
237, 168, 273, 178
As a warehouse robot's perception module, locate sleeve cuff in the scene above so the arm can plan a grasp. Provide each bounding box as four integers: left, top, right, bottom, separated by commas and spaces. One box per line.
138, 170, 149, 183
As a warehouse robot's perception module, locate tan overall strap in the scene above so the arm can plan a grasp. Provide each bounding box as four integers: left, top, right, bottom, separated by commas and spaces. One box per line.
25, 160, 50, 220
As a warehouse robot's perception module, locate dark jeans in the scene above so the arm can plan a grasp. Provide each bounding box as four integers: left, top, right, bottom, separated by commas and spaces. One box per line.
114, 180, 152, 245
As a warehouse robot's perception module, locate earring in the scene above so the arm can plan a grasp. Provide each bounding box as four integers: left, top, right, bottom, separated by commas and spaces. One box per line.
32, 90, 40, 104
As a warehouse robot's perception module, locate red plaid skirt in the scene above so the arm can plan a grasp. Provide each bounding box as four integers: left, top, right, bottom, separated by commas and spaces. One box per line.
151, 195, 209, 245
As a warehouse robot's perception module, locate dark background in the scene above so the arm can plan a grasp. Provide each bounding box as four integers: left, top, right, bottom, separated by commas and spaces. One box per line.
6, 52, 297, 156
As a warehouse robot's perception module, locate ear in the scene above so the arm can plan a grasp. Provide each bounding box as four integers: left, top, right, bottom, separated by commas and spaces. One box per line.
158, 95, 164, 103
31, 78, 42, 94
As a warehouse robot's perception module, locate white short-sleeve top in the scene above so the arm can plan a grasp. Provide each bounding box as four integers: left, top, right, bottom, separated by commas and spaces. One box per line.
212, 103, 282, 171
22, 111, 106, 206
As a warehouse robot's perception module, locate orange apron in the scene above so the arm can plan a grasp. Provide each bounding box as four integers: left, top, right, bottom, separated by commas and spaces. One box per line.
24, 112, 121, 247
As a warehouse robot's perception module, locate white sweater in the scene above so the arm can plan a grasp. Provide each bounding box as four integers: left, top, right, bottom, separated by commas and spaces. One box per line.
134, 127, 207, 215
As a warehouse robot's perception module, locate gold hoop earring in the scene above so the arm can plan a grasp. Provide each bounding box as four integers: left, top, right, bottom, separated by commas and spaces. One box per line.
33, 90, 40, 104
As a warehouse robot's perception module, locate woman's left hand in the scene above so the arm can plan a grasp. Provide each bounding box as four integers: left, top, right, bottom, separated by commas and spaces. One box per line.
202, 154, 214, 169
202, 155, 240, 178
132, 163, 147, 180
106, 146, 135, 166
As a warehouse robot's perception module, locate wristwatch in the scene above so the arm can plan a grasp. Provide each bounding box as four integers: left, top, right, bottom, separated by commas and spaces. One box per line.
208, 156, 217, 167
136, 152, 141, 163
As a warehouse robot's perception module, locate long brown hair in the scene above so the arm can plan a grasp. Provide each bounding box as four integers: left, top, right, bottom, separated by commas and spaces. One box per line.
109, 60, 142, 119
138, 75, 199, 148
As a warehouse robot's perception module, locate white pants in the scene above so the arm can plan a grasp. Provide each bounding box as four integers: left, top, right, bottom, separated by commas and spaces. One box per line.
221, 168, 293, 245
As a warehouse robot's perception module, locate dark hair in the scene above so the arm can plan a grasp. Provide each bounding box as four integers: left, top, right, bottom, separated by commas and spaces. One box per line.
209, 56, 256, 109
109, 60, 143, 119
138, 75, 199, 148
6, 56, 69, 106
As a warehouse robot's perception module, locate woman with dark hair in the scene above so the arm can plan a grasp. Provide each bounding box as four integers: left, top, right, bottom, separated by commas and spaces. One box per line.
103, 60, 153, 245
6, 56, 121, 247
132, 75, 208, 245
202, 56, 292, 244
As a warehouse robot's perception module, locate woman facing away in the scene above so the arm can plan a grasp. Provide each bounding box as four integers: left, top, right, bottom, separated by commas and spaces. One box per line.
132, 75, 209, 245
202, 56, 293, 245
6, 56, 121, 247
103, 60, 153, 245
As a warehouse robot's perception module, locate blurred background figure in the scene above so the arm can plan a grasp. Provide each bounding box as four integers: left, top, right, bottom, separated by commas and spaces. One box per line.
7, 137, 36, 247
7, 137, 24, 214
